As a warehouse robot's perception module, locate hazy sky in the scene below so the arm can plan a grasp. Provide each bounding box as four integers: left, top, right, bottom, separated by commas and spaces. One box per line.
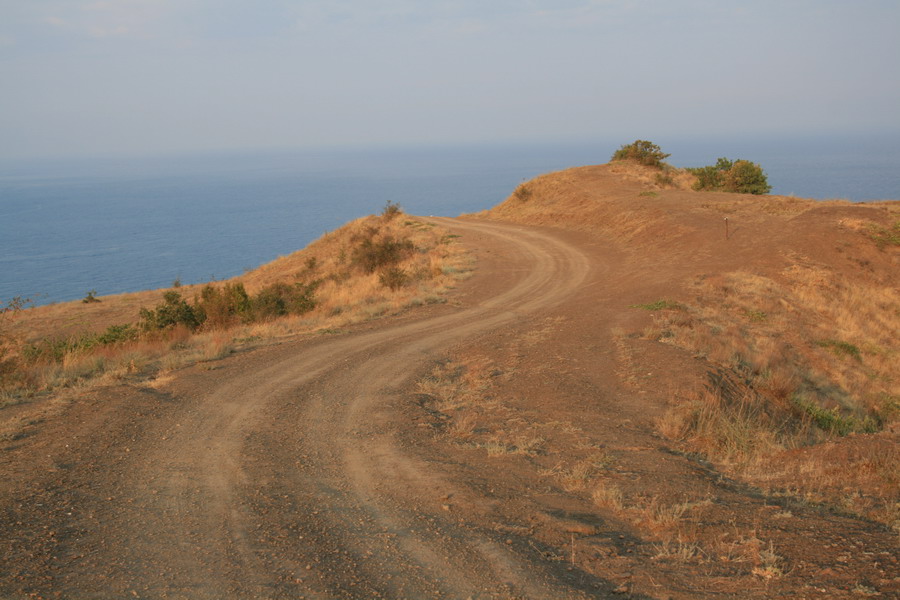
2, 1, 899, 159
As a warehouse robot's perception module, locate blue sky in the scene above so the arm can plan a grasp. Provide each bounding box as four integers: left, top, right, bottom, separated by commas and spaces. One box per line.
1, 1, 899, 158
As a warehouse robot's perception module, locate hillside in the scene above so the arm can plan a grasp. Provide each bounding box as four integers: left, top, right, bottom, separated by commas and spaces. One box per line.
479, 162, 899, 527
1, 209, 472, 403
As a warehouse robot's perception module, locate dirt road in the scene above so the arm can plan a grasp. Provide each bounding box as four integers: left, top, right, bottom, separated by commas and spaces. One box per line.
2, 217, 897, 599
0, 219, 606, 599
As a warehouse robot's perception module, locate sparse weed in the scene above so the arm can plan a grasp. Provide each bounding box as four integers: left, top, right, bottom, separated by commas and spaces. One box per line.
652, 540, 705, 562
630, 299, 685, 311
543, 452, 612, 491
592, 481, 625, 510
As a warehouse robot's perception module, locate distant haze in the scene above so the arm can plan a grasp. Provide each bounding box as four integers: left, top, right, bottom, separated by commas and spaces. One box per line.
1, 1, 899, 159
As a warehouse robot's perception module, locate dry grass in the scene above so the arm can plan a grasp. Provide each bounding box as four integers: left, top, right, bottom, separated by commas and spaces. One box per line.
591, 480, 625, 510
655, 262, 899, 425
657, 387, 787, 467
646, 258, 899, 527
541, 452, 612, 491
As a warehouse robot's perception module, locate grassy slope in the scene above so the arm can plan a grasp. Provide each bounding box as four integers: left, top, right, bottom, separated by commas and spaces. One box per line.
482, 161, 899, 529
1, 212, 472, 400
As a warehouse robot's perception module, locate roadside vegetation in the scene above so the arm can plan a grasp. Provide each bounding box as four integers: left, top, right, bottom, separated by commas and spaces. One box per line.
0, 206, 473, 403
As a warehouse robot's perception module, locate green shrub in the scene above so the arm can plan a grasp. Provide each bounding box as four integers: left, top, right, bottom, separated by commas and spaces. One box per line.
196, 282, 251, 329
352, 235, 415, 274
82, 290, 101, 304
725, 160, 771, 195
689, 157, 770, 195
251, 281, 319, 321
689, 158, 732, 191
611, 140, 670, 168
96, 323, 138, 345
139, 290, 203, 332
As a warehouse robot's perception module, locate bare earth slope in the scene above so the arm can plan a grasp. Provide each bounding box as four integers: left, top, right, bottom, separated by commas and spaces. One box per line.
1, 166, 898, 599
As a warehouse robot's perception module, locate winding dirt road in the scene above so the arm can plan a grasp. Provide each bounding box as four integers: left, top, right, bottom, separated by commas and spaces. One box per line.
1, 219, 604, 599
6, 216, 898, 599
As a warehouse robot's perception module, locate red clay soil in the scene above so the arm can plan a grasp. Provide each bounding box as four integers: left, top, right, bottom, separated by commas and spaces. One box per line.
0, 167, 898, 599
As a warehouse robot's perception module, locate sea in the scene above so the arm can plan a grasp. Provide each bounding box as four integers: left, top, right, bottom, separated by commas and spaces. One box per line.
1, 133, 898, 306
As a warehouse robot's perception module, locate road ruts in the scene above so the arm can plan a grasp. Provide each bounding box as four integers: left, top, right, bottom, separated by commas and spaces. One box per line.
9, 218, 608, 599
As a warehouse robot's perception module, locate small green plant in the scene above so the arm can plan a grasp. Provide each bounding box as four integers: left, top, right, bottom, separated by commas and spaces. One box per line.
82, 290, 101, 304
817, 339, 862, 362
630, 299, 685, 311
611, 140, 670, 168
867, 221, 900, 249
791, 395, 878, 436
172, 277, 182, 288
251, 281, 319, 320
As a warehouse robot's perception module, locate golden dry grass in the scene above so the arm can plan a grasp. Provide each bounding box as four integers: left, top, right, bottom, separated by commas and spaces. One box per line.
648, 262, 899, 528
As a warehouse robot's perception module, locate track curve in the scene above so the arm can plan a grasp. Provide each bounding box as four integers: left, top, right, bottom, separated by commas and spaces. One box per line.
2, 218, 598, 599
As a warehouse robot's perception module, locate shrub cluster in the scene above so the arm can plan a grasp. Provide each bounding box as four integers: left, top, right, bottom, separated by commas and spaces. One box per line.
611, 140, 671, 168
688, 157, 771, 195
139, 281, 319, 333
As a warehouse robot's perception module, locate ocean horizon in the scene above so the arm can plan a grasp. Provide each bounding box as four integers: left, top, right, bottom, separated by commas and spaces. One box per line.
2, 134, 898, 307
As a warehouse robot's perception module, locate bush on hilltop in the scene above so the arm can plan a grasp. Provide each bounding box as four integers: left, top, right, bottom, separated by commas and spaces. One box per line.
611, 140, 671, 168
